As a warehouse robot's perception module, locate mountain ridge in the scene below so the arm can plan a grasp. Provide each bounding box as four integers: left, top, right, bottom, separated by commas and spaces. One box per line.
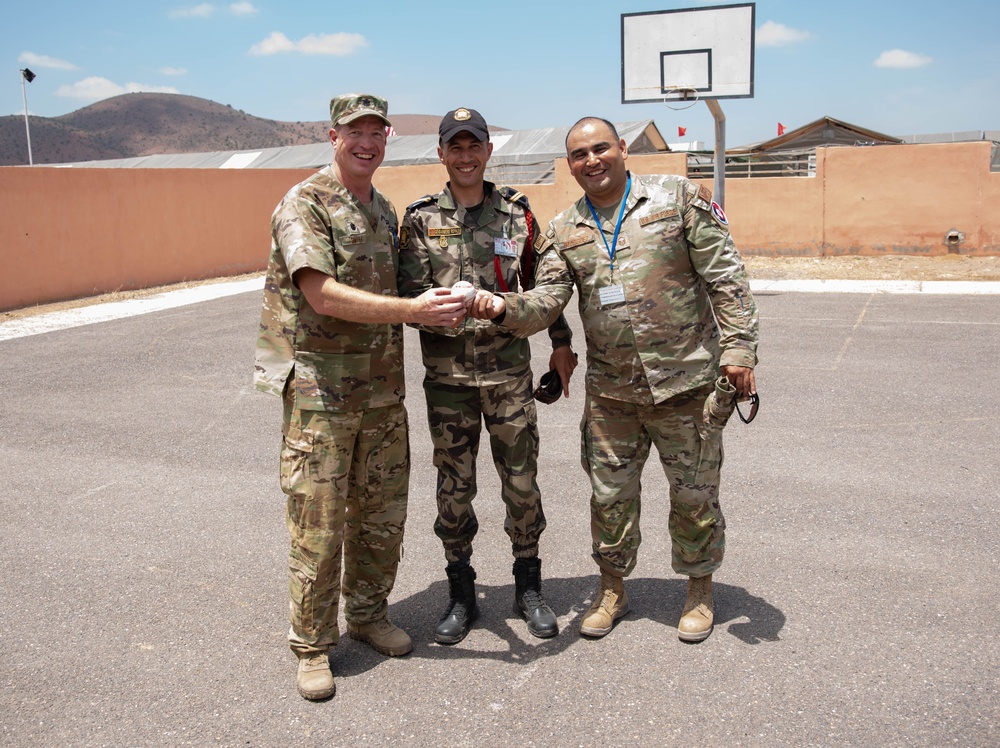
0, 93, 443, 166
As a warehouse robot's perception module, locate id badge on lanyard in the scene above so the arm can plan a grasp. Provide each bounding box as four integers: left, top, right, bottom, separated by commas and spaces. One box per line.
586, 175, 631, 308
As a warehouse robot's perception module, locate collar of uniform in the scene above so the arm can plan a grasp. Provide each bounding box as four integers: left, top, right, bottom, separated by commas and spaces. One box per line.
439, 180, 502, 214
573, 171, 646, 229
316, 164, 389, 222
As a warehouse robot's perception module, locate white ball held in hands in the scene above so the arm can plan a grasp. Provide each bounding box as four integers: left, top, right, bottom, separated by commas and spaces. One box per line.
453, 281, 504, 314
452, 280, 476, 306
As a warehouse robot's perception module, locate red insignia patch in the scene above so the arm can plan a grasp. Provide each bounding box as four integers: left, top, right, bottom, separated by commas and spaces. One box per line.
710, 201, 728, 225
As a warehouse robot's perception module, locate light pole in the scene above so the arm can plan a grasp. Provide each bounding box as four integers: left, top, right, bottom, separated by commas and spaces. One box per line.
19, 68, 35, 166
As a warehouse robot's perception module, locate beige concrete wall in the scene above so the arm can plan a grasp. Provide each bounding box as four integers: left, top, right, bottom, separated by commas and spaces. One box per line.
1, 141, 997, 311
0, 168, 306, 311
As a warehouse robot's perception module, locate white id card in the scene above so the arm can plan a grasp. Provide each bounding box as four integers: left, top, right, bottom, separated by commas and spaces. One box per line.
598, 284, 626, 306
494, 238, 518, 257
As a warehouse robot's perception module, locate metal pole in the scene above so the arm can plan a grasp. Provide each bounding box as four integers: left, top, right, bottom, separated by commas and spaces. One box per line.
20, 72, 33, 166
705, 99, 726, 208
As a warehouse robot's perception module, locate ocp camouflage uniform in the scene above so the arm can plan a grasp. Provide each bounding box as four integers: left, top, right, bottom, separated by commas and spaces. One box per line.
498, 173, 759, 577
397, 182, 571, 563
254, 165, 408, 656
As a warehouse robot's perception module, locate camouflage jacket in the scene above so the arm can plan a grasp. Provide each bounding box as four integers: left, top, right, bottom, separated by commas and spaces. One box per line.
253, 165, 405, 412
397, 181, 572, 387
499, 173, 758, 405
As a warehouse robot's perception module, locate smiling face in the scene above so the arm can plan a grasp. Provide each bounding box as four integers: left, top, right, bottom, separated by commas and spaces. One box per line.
329, 114, 387, 196
565, 120, 629, 207
438, 132, 493, 198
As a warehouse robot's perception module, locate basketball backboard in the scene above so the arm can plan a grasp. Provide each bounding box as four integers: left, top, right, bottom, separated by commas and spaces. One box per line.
622, 3, 755, 103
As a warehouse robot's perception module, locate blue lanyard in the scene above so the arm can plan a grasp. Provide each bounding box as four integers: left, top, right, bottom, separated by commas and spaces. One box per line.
585, 174, 631, 267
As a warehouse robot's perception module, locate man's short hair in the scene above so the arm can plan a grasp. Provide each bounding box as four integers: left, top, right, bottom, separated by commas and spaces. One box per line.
565, 117, 620, 149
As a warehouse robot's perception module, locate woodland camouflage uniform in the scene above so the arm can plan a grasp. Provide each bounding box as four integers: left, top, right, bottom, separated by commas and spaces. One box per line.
398, 182, 571, 563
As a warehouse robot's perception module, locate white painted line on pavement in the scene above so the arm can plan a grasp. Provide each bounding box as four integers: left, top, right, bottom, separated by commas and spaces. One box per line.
0, 276, 265, 342
2, 274, 998, 342
750, 279, 1000, 295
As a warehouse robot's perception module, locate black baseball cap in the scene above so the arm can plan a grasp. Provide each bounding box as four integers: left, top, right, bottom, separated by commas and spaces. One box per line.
439, 107, 489, 143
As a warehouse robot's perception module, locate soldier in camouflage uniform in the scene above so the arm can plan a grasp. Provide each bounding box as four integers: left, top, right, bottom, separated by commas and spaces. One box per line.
476, 117, 759, 643
254, 93, 466, 700
397, 108, 578, 643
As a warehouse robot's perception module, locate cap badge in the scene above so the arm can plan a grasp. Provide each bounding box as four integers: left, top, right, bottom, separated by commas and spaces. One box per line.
454, 108, 471, 121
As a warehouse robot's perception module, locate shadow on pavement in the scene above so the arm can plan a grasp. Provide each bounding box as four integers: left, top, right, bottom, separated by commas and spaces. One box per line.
332, 574, 785, 676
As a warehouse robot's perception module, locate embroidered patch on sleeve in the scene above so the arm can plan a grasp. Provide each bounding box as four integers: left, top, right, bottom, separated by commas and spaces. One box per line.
710, 201, 729, 226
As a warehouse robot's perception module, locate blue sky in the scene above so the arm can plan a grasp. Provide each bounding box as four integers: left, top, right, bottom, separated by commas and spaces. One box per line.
5, 0, 998, 147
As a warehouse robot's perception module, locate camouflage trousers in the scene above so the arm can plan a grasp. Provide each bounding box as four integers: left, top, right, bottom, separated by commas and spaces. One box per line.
424, 371, 545, 563
580, 383, 726, 579
280, 400, 409, 656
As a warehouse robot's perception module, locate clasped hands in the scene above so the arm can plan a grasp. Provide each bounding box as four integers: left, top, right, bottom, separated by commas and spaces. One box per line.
411, 286, 506, 328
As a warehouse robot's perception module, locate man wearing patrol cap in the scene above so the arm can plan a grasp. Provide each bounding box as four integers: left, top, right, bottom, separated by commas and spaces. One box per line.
474, 116, 759, 644
397, 107, 578, 644
255, 93, 466, 700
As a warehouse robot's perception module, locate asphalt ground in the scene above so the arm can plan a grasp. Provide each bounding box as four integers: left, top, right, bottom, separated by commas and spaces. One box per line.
1, 285, 997, 747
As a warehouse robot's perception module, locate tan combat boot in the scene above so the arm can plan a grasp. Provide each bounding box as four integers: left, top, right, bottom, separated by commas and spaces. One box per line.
296, 652, 335, 701
579, 571, 629, 638
347, 616, 413, 656
677, 574, 714, 642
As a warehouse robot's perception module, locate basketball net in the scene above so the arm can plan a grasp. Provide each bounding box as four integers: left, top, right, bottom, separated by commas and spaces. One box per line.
663, 87, 700, 111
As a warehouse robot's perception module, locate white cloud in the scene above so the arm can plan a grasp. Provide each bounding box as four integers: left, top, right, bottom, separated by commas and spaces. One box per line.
757, 20, 811, 47
170, 3, 216, 19
229, 2, 258, 15
874, 49, 932, 69
159, 67, 189, 76
249, 31, 368, 56
55, 77, 180, 101
18, 52, 78, 70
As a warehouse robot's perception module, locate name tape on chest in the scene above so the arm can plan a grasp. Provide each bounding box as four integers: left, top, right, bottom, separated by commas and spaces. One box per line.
638, 207, 679, 226
561, 234, 594, 250
428, 227, 463, 237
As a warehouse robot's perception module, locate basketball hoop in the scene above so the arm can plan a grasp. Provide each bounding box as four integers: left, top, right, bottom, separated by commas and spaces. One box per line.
664, 87, 700, 111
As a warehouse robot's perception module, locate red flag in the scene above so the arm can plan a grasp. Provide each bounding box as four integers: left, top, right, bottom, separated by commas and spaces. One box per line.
777, 123, 787, 136
677, 126, 687, 137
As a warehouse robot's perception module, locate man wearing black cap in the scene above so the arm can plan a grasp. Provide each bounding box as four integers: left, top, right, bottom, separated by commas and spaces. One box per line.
255, 93, 467, 700
397, 108, 577, 644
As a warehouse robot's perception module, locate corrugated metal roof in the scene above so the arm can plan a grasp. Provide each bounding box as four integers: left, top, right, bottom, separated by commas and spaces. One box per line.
53, 120, 667, 184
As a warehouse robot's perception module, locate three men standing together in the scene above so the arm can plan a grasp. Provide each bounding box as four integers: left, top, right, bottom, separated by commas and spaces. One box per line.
255, 94, 758, 701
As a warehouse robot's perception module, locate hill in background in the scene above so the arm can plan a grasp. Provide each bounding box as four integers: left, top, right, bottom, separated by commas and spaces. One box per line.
0, 93, 443, 166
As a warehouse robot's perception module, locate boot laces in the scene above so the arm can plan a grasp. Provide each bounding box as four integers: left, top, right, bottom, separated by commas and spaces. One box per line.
520, 588, 546, 611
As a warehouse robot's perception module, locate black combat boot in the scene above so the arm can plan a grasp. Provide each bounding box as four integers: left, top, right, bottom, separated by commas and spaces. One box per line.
435, 562, 479, 644
512, 557, 558, 638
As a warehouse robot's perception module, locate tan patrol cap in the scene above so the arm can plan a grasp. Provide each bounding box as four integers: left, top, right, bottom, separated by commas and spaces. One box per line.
330, 93, 391, 127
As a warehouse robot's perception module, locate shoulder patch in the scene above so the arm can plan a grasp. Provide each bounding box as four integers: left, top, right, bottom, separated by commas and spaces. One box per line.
498, 186, 530, 210
405, 194, 436, 213
697, 184, 713, 204
710, 201, 729, 226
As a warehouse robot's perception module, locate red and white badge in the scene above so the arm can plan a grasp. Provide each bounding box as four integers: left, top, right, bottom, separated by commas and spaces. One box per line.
710, 201, 728, 225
